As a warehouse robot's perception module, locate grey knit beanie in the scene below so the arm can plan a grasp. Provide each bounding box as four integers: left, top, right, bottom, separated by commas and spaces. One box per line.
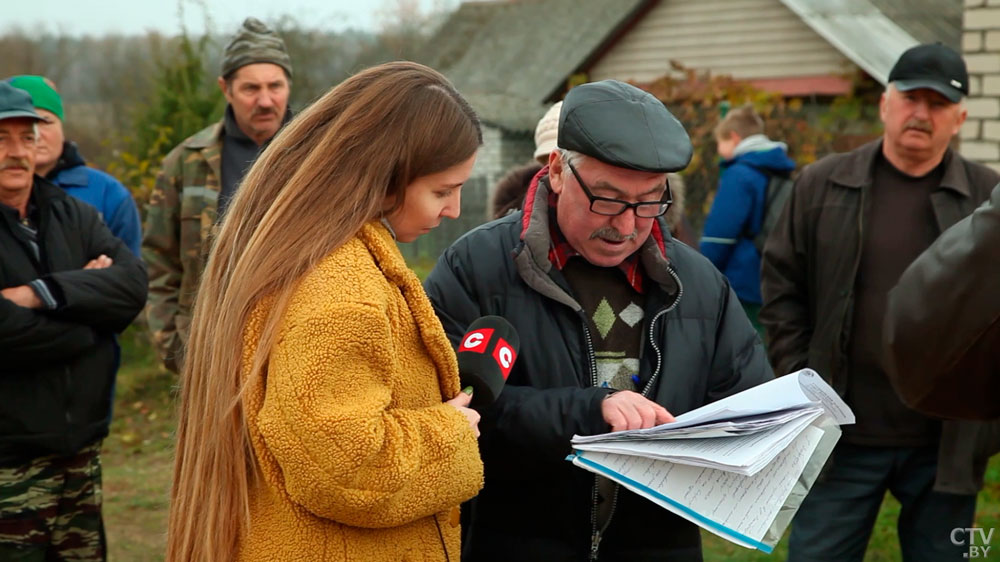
221, 17, 293, 78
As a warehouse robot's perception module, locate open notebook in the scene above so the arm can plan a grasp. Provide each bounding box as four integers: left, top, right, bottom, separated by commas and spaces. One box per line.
567, 369, 854, 552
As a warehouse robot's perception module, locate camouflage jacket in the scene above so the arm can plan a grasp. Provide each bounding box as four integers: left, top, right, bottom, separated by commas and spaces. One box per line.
142, 121, 223, 373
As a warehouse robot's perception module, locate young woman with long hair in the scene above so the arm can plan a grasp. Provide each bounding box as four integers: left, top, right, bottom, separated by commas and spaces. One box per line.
166, 61, 485, 562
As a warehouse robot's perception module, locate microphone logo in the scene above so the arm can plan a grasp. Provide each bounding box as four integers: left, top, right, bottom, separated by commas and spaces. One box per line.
492, 337, 516, 379
459, 328, 494, 354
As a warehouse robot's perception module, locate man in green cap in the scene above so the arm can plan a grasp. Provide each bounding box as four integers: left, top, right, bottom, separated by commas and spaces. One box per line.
0, 81, 147, 561
424, 80, 771, 560
143, 16, 294, 372
6, 75, 142, 256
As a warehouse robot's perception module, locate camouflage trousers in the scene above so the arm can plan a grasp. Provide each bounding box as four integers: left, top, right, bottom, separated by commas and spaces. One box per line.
0, 442, 106, 561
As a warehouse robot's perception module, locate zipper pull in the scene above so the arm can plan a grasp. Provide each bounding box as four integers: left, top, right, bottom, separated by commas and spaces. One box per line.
590, 531, 602, 561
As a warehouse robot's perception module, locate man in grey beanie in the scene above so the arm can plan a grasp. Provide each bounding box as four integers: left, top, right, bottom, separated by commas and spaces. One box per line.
424, 80, 771, 560
143, 17, 294, 373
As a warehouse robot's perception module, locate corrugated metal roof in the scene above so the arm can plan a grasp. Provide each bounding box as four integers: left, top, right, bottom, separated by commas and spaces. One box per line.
426, 0, 963, 130
867, 0, 962, 48
421, 0, 650, 132
779, 0, 961, 84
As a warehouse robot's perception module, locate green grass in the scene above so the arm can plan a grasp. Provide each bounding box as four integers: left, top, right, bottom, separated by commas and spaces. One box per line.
102, 327, 175, 562
408, 256, 438, 281
100, 328, 1000, 561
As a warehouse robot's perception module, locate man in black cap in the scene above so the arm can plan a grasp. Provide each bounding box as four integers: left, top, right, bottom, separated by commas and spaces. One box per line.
0, 82, 147, 560
425, 80, 771, 561
761, 43, 1000, 561
143, 16, 294, 373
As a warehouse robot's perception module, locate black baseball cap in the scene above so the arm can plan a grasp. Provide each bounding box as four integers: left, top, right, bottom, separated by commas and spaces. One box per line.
887, 43, 969, 103
0, 82, 44, 123
558, 80, 692, 173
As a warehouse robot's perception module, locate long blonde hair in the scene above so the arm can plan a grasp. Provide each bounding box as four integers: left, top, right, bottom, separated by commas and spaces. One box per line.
166, 61, 482, 562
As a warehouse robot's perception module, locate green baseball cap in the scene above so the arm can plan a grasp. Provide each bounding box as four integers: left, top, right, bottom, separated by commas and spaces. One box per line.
0, 82, 44, 123
7, 75, 64, 121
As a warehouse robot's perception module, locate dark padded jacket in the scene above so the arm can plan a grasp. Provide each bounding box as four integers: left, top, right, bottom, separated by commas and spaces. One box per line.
886, 181, 1000, 420
761, 140, 1000, 494
424, 174, 772, 561
0, 177, 147, 464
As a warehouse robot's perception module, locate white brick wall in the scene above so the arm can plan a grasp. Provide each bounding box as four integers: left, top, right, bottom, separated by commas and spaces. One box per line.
962, 4, 1000, 168
471, 125, 505, 190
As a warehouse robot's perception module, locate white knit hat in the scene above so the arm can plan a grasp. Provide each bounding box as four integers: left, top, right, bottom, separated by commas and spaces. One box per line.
533, 101, 563, 162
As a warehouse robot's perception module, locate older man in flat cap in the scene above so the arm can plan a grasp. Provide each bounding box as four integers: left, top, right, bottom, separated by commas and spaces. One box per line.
143, 17, 293, 372
425, 80, 772, 561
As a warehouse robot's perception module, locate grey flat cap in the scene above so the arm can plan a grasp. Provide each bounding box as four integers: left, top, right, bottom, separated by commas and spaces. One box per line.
558, 80, 692, 173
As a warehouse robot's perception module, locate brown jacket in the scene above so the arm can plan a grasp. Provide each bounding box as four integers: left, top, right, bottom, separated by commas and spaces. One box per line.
760, 139, 1000, 494
885, 181, 1000, 420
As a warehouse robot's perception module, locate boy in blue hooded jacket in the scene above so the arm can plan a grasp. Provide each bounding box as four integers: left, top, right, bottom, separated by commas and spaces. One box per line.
701, 104, 795, 336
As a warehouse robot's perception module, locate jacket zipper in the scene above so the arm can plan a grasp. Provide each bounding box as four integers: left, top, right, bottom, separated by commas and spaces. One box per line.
587, 267, 684, 561
839, 187, 866, 370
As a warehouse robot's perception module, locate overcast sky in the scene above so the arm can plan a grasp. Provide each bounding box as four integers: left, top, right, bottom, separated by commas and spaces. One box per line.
3, 0, 453, 36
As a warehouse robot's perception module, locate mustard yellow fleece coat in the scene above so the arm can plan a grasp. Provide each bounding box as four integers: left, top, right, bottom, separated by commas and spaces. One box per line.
238, 221, 484, 561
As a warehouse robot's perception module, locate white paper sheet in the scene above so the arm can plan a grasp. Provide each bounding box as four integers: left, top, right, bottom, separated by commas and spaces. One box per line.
570, 424, 826, 552
574, 408, 822, 475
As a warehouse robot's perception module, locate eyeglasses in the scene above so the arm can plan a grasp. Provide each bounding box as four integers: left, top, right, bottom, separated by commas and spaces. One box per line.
566, 161, 672, 218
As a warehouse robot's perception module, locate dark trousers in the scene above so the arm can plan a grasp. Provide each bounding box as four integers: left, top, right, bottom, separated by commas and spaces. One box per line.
787, 442, 976, 562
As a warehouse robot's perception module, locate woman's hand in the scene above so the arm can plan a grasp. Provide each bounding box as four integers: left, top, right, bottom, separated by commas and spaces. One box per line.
445, 389, 481, 438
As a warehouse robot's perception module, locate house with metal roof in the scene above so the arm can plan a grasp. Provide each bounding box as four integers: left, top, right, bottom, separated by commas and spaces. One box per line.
420, 0, 961, 198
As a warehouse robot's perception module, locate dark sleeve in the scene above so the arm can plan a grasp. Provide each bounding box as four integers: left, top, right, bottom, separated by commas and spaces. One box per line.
0, 298, 96, 369
759, 171, 813, 376
884, 182, 1000, 420
42, 202, 148, 333
707, 280, 774, 400
424, 241, 614, 468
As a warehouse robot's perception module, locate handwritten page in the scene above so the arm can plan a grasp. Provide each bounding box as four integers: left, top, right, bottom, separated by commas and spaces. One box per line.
570, 424, 825, 552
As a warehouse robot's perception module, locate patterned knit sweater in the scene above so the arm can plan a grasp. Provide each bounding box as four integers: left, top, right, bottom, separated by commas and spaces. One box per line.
237, 221, 484, 561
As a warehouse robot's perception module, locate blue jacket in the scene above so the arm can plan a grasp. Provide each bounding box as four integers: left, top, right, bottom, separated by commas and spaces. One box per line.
47, 142, 141, 257
701, 137, 795, 304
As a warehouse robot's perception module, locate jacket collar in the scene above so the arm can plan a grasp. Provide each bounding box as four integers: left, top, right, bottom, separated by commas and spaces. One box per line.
30, 175, 66, 204
201, 105, 296, 149
48, 141, 89, 187
358, 220, 462, 398
46, 141, 87, 184
829, 138, 971, 198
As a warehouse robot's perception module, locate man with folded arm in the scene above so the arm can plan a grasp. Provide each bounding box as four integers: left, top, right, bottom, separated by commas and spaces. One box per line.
0, 82, 147, 561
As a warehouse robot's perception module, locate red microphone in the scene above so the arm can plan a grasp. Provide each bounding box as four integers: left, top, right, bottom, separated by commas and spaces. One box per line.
457, 316, 520, 409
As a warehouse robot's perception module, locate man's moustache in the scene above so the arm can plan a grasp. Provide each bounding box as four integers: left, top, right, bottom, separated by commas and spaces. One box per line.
0, 158, 31, 171
903, 119, 933, 133
590, 227, 637, 241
